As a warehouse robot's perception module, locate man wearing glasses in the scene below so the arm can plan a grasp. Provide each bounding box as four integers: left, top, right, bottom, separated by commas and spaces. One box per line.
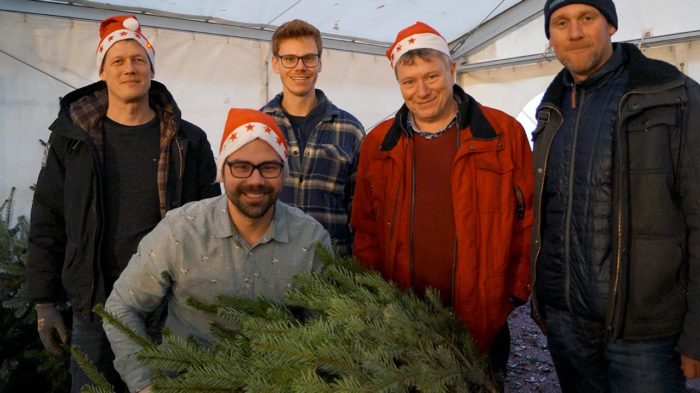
103, 108, 331, 393
262, 19, 365, 256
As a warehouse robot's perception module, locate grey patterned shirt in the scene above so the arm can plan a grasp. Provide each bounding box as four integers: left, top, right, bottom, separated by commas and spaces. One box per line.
104, 195, 331, 392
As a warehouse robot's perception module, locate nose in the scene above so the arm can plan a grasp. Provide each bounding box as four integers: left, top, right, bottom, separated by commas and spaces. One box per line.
416, 79, 431, 98
246, 167, 267, 184
569, 21, 584, 40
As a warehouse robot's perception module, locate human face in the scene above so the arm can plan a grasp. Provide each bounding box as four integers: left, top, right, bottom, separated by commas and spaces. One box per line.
99, 39, 154, 105
272, 36, 322, 99
223, 139, 283, 223
395, 53, 457, 131
548, 4, 617, 82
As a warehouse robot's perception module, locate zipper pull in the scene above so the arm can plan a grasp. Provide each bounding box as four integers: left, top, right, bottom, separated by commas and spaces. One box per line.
571, 83, 577, 109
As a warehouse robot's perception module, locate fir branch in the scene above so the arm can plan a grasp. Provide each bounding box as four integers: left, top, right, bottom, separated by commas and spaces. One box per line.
93, 304, 156, 350
70, 344, 115, 393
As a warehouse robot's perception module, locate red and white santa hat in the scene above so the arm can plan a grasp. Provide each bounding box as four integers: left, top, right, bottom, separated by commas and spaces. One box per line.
216, 108, 289, 182
96, 14, 155, 70
386, 21, 450, 69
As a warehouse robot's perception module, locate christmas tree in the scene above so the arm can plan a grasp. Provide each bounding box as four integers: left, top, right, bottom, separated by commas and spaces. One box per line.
92, 248, 496, 393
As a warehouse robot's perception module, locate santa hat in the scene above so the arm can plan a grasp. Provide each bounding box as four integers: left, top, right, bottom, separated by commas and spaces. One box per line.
386, 21, 450, 69
96, 15, 155, 70
216, 108, 289, 182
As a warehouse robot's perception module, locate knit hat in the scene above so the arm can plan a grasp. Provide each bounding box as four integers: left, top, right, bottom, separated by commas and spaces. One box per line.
544, 0, 618, 38
96, 15, 155, 70
216, 108, 288, 182
386, 21, 450, 69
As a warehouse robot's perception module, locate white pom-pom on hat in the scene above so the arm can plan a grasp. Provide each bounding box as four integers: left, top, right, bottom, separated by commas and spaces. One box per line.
122, 17, 140, 32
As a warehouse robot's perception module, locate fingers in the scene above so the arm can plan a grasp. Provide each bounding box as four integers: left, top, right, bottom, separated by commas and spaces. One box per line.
37, 323, 63, 356
681, 354, 700, 379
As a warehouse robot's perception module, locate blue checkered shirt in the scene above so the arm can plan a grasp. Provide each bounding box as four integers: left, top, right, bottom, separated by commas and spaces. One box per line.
262, 90, 364, 254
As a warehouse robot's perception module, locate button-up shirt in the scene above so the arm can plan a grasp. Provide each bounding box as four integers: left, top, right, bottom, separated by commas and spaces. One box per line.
104, 195, 331, 392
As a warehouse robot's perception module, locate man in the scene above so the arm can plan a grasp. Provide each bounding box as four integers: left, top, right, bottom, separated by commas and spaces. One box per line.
26, 14, 220, 392
531, 0, 700, 391
351, 22, 533, 387
261, 19, 365, 255
104, 108, 331, 393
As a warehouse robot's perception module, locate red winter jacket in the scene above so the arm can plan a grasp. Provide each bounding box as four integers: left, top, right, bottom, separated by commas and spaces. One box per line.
351, 85, 533, 352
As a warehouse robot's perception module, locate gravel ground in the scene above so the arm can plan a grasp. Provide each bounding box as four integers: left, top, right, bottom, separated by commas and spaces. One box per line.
505, 305, 700, 393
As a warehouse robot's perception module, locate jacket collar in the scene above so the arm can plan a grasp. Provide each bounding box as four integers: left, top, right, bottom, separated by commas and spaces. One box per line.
380, 84, 497, 151
262, 89, 339, 123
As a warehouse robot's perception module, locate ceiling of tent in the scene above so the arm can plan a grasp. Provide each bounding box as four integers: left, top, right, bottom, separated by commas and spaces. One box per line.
21, 0, 534, 56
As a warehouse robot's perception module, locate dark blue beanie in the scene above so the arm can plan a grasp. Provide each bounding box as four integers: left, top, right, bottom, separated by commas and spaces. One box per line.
544, 0, 618, 38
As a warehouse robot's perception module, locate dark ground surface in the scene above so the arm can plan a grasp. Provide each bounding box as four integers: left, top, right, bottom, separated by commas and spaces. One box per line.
505, 305, 700, 393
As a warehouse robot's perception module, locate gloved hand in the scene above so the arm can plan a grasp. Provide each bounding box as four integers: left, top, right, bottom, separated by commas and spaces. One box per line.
35, 303, 69, 355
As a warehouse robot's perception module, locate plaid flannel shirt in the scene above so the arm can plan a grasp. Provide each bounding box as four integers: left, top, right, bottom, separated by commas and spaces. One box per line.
262, 90, 364, 254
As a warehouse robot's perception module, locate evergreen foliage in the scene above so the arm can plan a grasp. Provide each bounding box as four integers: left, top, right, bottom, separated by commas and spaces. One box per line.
94, 248, 496, 392
0, 187, 70, 392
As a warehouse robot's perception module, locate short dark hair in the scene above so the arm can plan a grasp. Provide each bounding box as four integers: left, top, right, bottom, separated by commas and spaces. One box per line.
271, 19, 323, 56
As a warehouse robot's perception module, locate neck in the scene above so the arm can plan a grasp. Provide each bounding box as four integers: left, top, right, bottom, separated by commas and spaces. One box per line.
281, 90, 318, 116
227, 202, 275, 247
106, 98, 156, 126
413, 99, 458, 133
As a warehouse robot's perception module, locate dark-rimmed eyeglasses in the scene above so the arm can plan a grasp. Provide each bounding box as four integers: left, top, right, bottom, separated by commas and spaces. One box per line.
277, 54, 320, 68
225, 161, 284, 179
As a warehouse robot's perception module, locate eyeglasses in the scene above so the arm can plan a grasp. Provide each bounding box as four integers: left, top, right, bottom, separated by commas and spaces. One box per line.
277, 54, 320, 68
226, 161, 284, 179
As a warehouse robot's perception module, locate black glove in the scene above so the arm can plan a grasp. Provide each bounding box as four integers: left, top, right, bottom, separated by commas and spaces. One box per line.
35, 303, 69, 355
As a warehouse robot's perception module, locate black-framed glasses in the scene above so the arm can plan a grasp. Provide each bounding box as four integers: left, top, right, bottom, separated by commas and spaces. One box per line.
226, 161, 284, 179
277, 54, 320, 68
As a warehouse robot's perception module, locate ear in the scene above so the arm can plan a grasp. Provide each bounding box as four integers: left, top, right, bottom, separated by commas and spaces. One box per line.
608, 24, 617, 36
317, 57, 322, 74
99, 68, 106, 81
449, 61, 457, 81
271, 55, 281, 75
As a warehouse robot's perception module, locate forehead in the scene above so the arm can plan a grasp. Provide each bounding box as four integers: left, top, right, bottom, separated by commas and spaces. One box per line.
395, 52, 450, 78
104, 39, 149, 59
550, 3, 602, 19
276, 36, 318, 54
227, 139, 279, 162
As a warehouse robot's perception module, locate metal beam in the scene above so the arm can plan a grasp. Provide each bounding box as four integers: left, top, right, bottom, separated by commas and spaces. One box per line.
450, 0, 546, 61
457, 30, 700, 72
1, 0, 389, 56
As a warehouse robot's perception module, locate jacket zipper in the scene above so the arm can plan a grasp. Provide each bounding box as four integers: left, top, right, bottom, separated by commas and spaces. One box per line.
563, 88, 586, 312
409, 142, 416, 287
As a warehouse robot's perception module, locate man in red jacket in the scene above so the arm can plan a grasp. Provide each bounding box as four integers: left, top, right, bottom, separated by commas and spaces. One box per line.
351, 21, 533, 389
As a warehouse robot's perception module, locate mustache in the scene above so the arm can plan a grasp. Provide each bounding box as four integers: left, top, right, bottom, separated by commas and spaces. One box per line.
239, 184, 273, 194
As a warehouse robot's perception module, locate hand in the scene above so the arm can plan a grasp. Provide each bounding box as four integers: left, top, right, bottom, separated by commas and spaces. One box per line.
682, 354, 700, 379
138, 386, 153, 393
35, 303, 69, 355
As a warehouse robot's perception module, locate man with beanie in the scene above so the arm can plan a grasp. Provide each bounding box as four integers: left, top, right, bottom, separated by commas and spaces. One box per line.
261, 19, 364, 256
104, 108, 331, 393
351, 21, 534, 390
532, 0, 700, 391
26, 14, 220, 392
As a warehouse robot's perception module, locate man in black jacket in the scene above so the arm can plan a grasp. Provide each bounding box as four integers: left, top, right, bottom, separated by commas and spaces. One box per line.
531, 0, 700, 392
27, 14, 220, 392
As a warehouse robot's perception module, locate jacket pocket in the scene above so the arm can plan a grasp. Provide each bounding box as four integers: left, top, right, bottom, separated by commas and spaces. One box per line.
626, 108, 677, 171
474, 154, 515, 213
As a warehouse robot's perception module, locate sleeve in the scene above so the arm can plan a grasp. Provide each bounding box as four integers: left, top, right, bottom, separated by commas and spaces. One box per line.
344, 122, 366, 229
506, 118, 534, 304
103, 218, 177, 392
27, 132, 67, 304
678, 79, 700, 359
350, 140, 382, 270
195, 126, 222, 199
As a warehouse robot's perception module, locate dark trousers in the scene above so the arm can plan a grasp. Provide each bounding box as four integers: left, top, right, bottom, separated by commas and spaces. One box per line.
544, 304, 685, 393
488, 323, 511, 393
70, 315, 127, 393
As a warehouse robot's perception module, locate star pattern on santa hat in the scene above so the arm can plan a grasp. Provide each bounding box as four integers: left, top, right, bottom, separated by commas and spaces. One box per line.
120, 31, 128, 37
396, 44, 402, 52
264, 126, 272, 133
245, 124, 255, 132
108, 35, 115, 42
276, 136, 284, 146
408, 37, 416, 44
229, 132, 238, 142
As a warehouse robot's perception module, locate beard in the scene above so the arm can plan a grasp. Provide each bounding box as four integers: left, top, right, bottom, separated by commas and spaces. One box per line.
227, 183, 278, 219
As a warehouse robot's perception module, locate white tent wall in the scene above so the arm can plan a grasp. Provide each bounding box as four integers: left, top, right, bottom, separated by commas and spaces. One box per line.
0, 10, 401, 219
457, 0, 700, 122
